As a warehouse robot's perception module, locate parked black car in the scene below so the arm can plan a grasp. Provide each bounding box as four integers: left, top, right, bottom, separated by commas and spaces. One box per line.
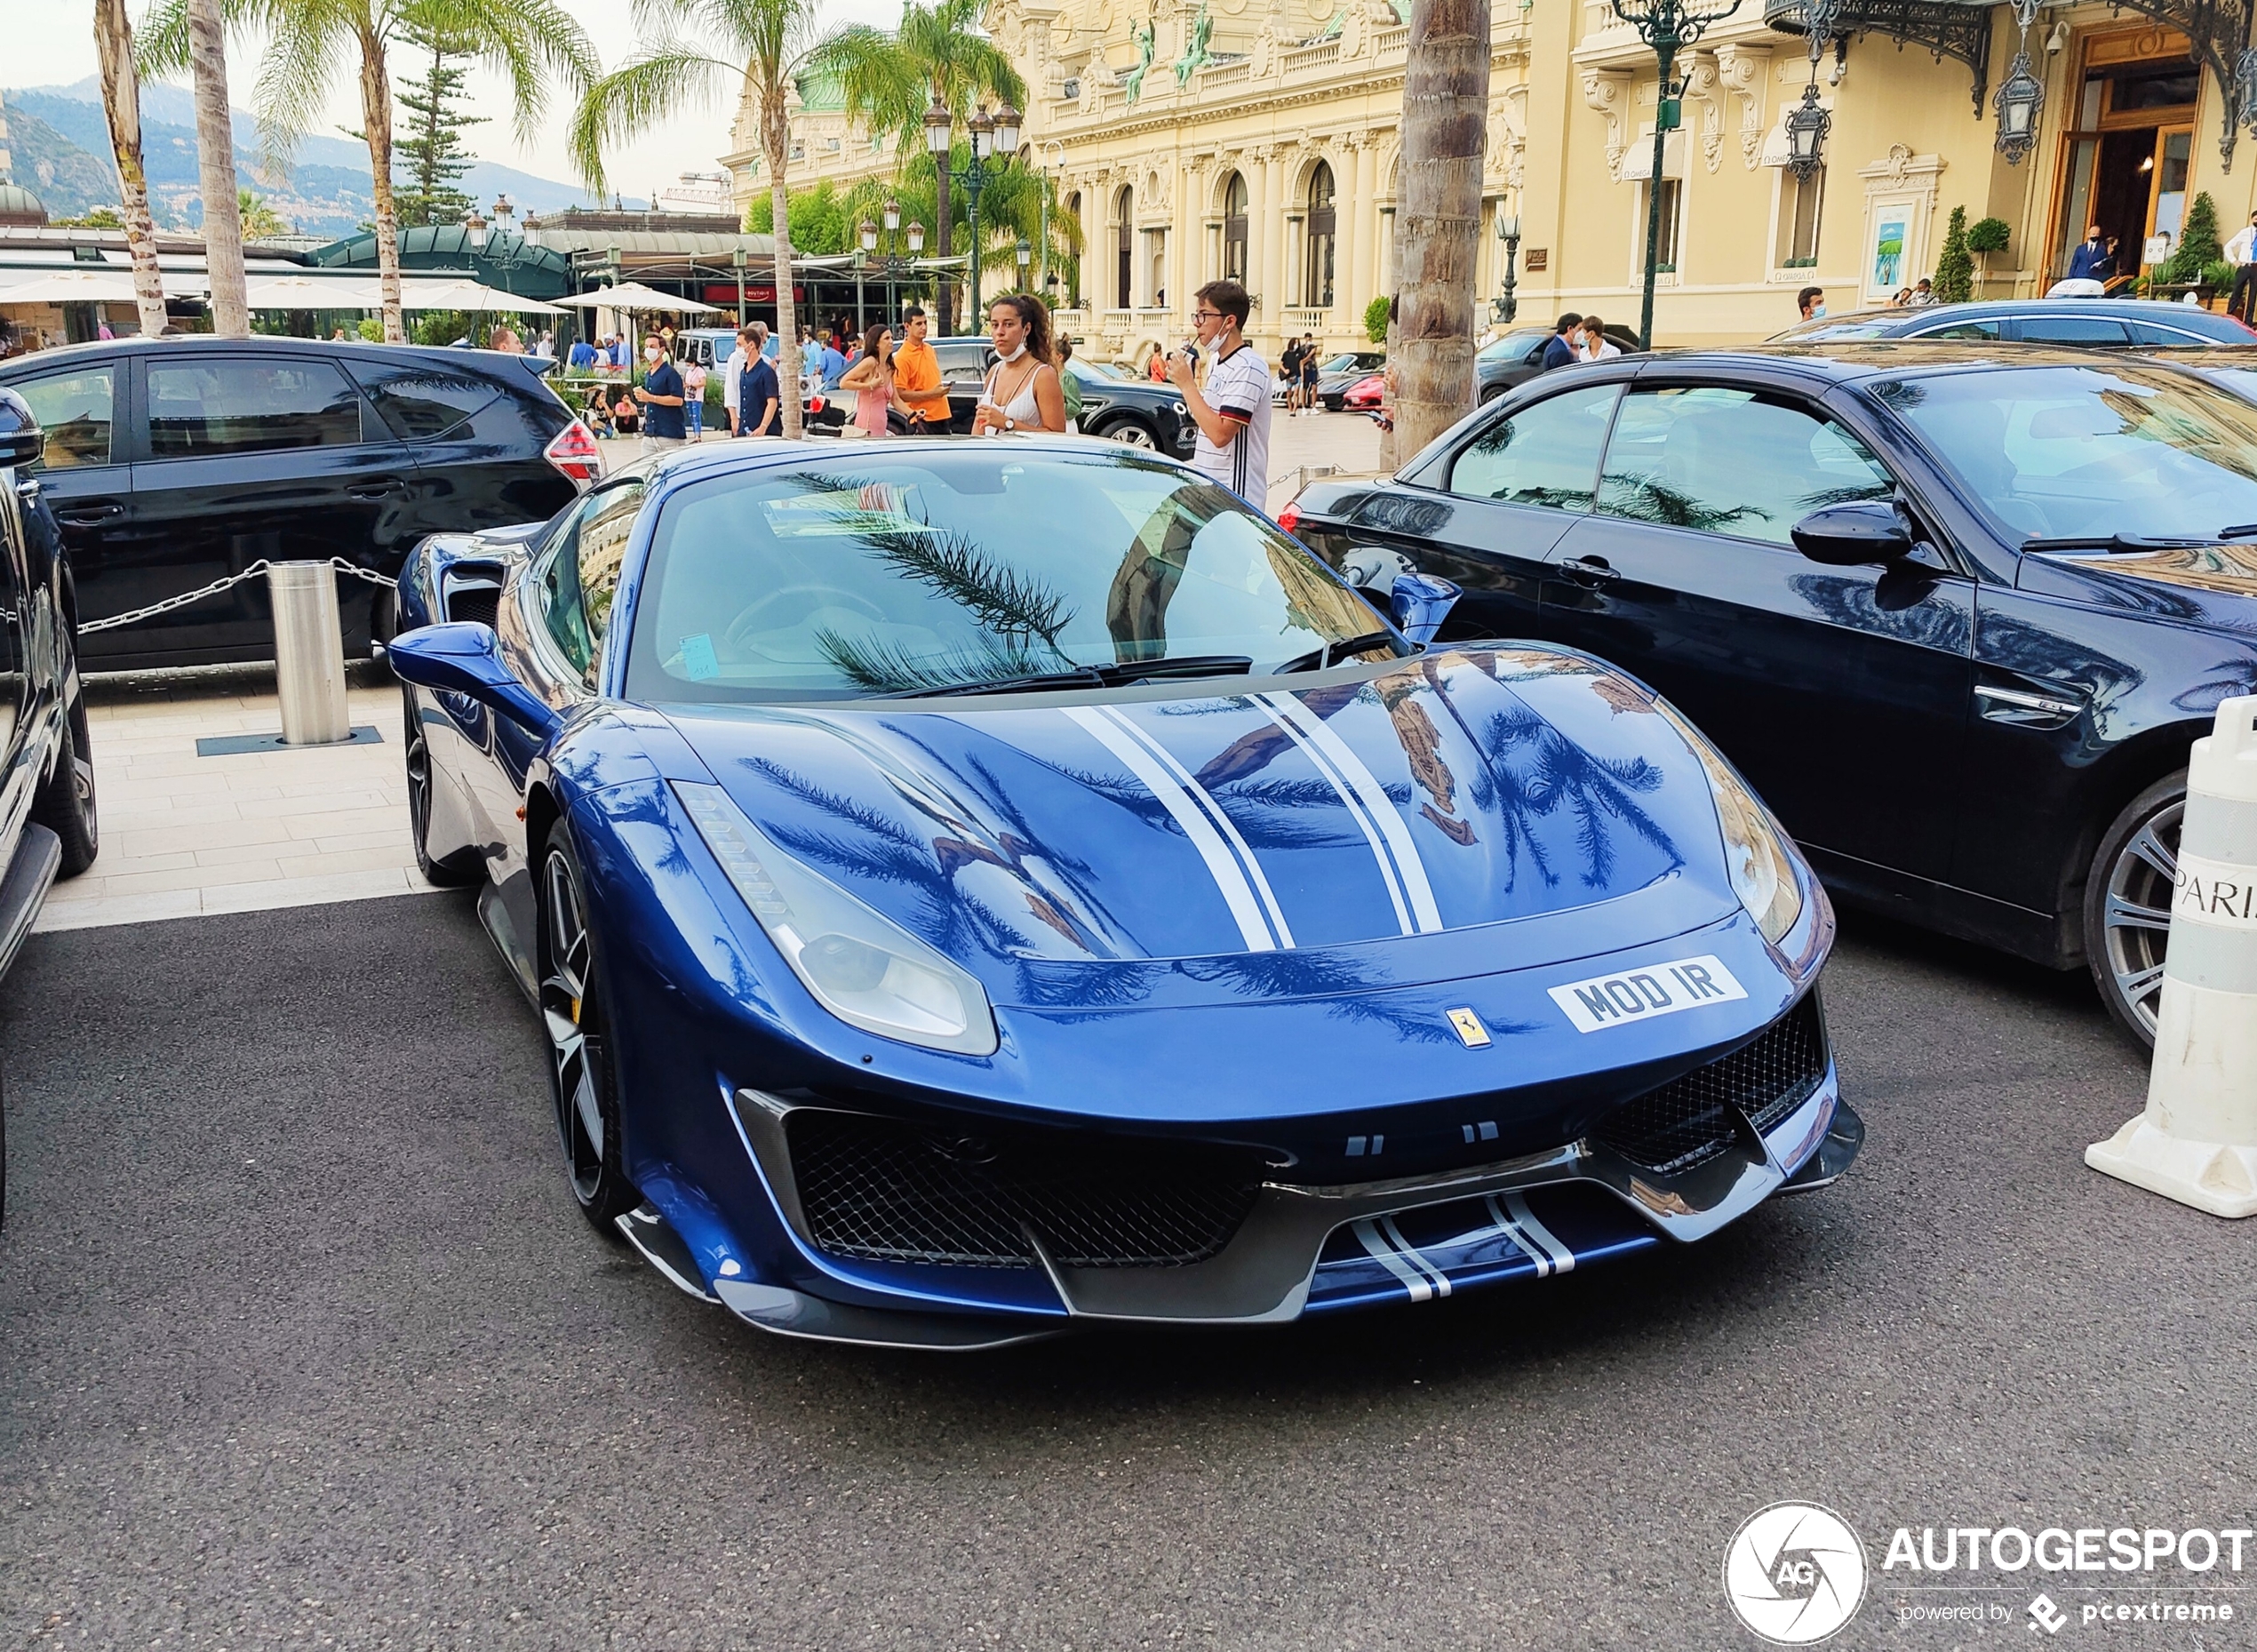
0, 387, 104, 1223
1774, 297, 2257, 347
1282, 342, 2257, 1049
1065, 357, 1197, 456
0, 338, 586, 672
1475, 323, 1647, 403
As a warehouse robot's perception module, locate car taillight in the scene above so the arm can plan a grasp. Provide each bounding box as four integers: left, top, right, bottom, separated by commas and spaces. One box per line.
1277, 498, 1304, 534
544, 419, 602, 487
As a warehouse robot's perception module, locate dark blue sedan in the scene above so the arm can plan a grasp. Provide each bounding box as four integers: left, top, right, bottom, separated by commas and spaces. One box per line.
1284, 342, 2257, 1049
385, 439, 1857, 1347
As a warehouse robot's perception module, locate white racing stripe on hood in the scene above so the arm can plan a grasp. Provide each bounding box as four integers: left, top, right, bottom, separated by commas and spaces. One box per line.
1256, 690, 1444, 934
1062, 704, 1286, 953
1250, 695, 1414, 938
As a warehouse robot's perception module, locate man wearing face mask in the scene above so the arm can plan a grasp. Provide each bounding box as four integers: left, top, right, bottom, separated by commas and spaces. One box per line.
1798, 286, 1826, 323
633, 334, 688, 455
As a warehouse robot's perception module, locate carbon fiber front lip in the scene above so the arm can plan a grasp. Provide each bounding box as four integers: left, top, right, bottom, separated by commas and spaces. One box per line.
728, 1064, 1849, 1328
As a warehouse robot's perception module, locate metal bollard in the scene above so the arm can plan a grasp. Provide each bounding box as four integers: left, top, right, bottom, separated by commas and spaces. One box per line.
267, 561, 352, 746
2087, 692, 2257, 1217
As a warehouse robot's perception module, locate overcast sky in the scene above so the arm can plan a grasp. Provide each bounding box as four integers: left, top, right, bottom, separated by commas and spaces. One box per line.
10, 0, 908, 196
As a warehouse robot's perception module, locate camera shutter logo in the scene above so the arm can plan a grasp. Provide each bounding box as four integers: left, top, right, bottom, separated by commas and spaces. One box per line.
1723, 1503, 1869, 1644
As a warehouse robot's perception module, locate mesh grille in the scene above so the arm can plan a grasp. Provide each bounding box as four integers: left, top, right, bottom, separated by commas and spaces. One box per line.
446, 584, 500, 628
787, 1111, 1264, 1269
1588, 996, 1828, 1177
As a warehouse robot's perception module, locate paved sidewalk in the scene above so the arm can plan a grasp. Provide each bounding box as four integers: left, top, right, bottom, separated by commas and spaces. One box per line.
34, 673, 433, 933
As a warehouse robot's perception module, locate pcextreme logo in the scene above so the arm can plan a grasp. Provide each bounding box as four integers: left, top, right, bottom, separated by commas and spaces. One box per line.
1724, 1502, 1870, 1645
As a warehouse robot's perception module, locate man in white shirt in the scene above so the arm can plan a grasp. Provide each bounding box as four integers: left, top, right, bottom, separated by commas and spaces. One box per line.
1168, 279, 1271, 504
2229, 212, 2257, 322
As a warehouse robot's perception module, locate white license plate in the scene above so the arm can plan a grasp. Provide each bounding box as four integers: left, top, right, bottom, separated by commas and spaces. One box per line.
1547, 954, 1749, 1033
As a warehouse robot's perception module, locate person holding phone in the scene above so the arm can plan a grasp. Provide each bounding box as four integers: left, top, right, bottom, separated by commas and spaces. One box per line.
973, 294, 1068, 435
1167, 279, 1270, 499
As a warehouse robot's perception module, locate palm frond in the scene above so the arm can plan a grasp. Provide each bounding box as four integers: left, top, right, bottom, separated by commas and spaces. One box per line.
570, 39, 737, 193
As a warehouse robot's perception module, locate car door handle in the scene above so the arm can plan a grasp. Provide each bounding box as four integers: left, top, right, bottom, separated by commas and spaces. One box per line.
1559, 555, 1621, 587
53, 502, 124, 525
347, 478, 404, 501
1974, 682, 2084, 725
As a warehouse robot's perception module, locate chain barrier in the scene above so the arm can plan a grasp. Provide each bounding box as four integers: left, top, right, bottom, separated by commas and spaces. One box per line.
78, 557, 396, 634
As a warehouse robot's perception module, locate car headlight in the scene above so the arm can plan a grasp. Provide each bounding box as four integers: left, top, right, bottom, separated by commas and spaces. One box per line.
674, 781, 999, 1057
1655, 704, 1804, 946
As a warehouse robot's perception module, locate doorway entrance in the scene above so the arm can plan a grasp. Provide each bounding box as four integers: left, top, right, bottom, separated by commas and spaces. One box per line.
2050, 28, 2197, 283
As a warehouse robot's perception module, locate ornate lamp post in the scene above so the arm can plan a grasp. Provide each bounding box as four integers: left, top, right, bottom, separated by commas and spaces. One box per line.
928, 97, 1021, 333
1492, 211, 1522, 325
1783, 0, 1836, 180
856, 218, 879, 332
1015, 235, 1032, 291
730, 245, 746, 327
1608, 0, 1743, 348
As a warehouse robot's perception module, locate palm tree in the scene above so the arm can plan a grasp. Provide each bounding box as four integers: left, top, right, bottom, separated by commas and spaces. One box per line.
813, 0, 1023, 332
185, 0, 250, 338
145, 0, 595, 345
575, 0, 840, 437
1391, 0, 1491, 459
92, 0, 171, 340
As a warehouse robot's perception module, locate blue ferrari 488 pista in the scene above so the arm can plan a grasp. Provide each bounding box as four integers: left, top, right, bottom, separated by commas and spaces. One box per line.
387, 437, 1861, 1349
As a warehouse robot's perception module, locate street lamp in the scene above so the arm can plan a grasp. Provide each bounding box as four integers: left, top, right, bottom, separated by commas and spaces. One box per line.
1015, 236, 1032, 291
924, 99, 959, 331
1491, 211, 1522, 325
1608, 0, 1743, 348
855, 217, 879, 332
1034, 139, 1065, 299
1784, 84, 1832, 179
464, 208, 488, 252
928, 99, 1022, 331
1993, 0, 2045, 166
730, 245, 746, 326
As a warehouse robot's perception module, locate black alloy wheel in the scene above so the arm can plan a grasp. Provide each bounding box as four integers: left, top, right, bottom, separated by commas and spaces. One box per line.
31, 672, 98, 878
402, 687, 481, 887
1097, 416, 1159, 449
2084, 772, 2185, 1052
538, 824, 638, 1228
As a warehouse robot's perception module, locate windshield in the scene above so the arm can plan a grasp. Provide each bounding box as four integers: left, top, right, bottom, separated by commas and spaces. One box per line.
1870, 363, 2257, 543
1478, 330, 1551, 360
1774, 315, 1899, 341
1065, 357, 1131, 386
625, 450, 1389, 703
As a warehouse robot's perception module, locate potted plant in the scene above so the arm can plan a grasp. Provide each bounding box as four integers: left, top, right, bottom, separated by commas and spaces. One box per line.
1966, 217, 2010, 293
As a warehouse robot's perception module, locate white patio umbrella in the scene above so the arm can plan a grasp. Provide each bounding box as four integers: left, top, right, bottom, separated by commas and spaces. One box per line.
0, 268, 203, 305
245, 274, 385, 308
395, 277, 564, 315
555, 282, 720, 315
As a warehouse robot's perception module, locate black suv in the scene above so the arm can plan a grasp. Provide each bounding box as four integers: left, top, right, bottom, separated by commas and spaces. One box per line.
0, 388, 104, 1221
0, 338, 586, 672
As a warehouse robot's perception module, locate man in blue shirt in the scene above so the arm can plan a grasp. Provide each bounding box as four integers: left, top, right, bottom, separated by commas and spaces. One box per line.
1540, 313, 1583, 371
738, 346, 781, 437
634, 333, 688, 453
813, 331, 847, 389
567, 334, 596, 371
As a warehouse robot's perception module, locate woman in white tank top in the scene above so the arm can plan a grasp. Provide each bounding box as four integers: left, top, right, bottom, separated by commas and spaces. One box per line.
974, 295, 1069, 435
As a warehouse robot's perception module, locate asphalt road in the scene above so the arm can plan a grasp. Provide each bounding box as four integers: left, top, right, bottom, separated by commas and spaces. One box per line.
2, 894, 2251, 1650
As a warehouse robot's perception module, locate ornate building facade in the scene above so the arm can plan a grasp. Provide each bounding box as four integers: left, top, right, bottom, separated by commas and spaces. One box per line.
730, 0, 2257, 355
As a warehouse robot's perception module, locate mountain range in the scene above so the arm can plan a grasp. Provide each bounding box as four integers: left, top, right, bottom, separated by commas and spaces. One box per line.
1, 76, 634, 241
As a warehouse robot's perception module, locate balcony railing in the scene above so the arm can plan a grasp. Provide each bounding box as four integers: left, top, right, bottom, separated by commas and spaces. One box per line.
1281, 38, 1342, 70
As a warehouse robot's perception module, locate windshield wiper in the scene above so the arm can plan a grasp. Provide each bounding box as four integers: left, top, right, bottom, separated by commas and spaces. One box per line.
896, 654, 1254, 699
2216, 523, 2257, 540
1275, 630, 1403, 674
2021, 532, 2207, 554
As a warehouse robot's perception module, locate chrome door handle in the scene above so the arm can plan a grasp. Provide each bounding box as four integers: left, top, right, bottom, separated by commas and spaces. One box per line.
1559, 555, 1621, 587
1975, 682, 2084, 724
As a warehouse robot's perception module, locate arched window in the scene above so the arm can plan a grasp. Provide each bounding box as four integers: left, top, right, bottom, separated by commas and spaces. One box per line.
1223, 172, 1248, 284
1305, 163, 1336, 308
1116, 186, 1135, 309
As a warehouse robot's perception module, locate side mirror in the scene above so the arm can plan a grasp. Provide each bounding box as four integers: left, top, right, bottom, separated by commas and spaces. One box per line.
1390, 571, 1462, 645
1790, 499, 1913, 566
387, 621, 563, 738
0, 388, 41, 467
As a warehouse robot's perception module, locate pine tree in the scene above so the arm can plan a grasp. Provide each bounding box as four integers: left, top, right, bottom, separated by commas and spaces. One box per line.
391, 17, 486, 228
1933, 206, 1974, 305
2165, 192, 2223, 285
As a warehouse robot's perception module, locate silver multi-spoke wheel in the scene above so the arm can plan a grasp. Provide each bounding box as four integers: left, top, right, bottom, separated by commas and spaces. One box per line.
2100, 797, 2181, 1042
1102, 419, 1158, 448
541, 847, 610, 1208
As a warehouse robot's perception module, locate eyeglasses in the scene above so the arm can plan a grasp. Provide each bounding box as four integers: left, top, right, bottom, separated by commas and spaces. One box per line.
1193, 308, 1225, 322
